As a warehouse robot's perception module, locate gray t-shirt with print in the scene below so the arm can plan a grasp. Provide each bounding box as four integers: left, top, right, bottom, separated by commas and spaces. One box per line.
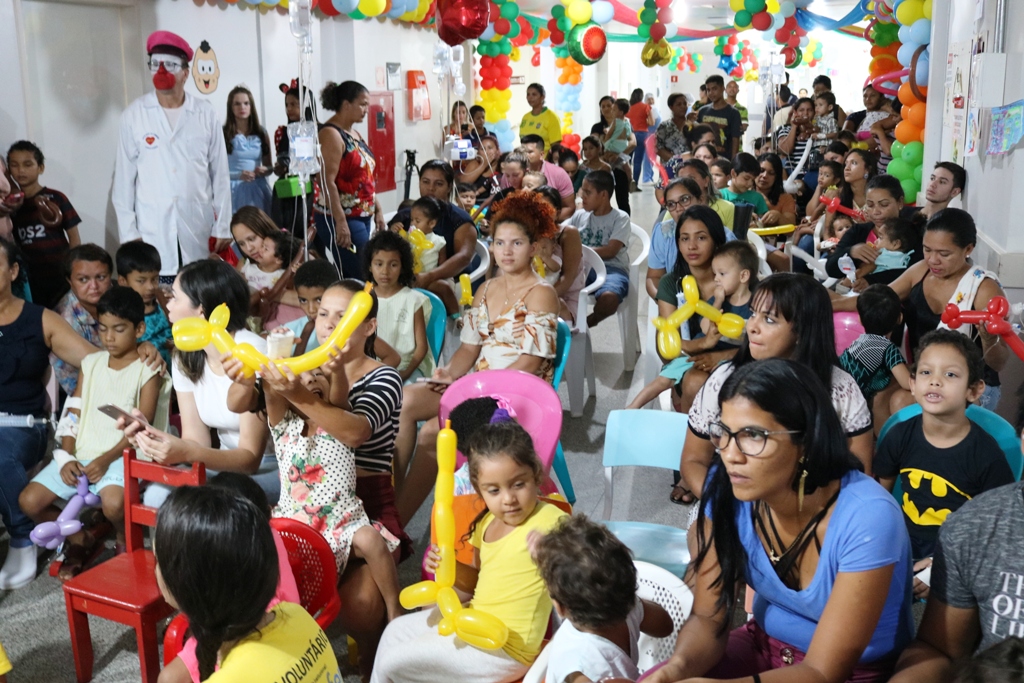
566, 208, 632, 273
932, 481, 1024, 652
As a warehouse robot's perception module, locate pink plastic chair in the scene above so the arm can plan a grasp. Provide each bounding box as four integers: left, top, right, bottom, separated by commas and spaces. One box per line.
439, 369, 562, 476
833, 311, 865, 356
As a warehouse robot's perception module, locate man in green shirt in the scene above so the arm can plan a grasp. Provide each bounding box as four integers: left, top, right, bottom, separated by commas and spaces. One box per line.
725, 80, 749, 137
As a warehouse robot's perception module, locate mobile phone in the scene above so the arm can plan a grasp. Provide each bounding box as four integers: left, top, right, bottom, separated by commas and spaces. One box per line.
98, 404, 148, 428
415, 377, 453, 386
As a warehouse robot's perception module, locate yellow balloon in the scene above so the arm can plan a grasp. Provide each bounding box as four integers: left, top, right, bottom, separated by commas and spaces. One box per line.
399, 580, 440, 609
437, 586, 462, 618
402, 227, 433, 274
922, 0, 932, 19
510, 46, 520, 62
358, 0, 385, 15
652, 316, 683, 360
766, 0, 780, 12
455, 609, 510, 650
695, 300, 718, 320
171, 286, 374, 378
459, 274, 474, 306
681, 275, 700, 303
719, 313, 746, 339
729, 0, 745, 10
567, 0, 592, 24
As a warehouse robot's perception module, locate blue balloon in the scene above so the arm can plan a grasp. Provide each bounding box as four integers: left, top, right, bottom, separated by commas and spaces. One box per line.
898, 24, 913, 44
910, 19, 931, 45
495, 119, 511, 132
717, 55, 738, 74
897, 41, 920, 67
591, 0, 614, 25
479, 25, 496, 41
914, 55, 930, 86
333, 0, 358, 12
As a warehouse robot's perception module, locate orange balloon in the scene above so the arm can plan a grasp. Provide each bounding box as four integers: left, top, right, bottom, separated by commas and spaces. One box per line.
869, 54, 899, 76
895, 120, 923, 145
906, 102, 926, 128
555, 57, 566, 68
568, 74, 580, 85
897, 81, 920, 107
557, 73, 568, 85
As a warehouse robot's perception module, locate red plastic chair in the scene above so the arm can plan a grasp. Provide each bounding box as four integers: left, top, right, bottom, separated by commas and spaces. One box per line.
62, 449, 206, 683
162, 517, 342, 666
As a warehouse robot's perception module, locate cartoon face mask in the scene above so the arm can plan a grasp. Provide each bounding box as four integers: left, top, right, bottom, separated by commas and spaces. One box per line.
192, 40, 220, 94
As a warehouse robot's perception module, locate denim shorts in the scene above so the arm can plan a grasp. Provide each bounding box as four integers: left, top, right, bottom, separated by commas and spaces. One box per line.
588, 265, 630, 302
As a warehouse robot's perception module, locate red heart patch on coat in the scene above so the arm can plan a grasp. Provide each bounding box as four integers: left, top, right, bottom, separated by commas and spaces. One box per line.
145, 136, 155, 145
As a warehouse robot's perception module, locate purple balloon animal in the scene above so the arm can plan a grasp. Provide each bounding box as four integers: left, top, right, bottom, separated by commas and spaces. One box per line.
30, 474, 100, 550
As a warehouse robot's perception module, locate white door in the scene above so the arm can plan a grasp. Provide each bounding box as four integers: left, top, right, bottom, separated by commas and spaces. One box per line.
20, 0, 143, 250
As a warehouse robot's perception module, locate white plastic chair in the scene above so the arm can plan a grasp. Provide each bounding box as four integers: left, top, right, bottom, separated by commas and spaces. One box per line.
603, 410, 691, 577
635, 561, 694, 674
745, 230, 774, 280
564, 246, 606, 418
521, 644, 551, 683
618, 224, 650, 373
469, 239, 490, 283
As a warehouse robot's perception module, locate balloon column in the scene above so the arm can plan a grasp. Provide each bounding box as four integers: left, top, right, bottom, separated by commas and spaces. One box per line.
476, 4, 516, 152
886, 0, 933, 203
554, 51, 584, 153
669, 47, 703, 74
399, 422, 510, 650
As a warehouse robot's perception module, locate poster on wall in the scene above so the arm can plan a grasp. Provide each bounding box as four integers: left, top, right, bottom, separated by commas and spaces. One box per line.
945, 41, 972, 165
987, 100, 1024, 156
192, 41, 220, 95
965, 108, 981, 157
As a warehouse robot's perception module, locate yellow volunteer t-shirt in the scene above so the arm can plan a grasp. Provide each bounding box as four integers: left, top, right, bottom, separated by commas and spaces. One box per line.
519, 108, 563, 150
470, 501, 567, 665
0, 641, 11, 676
207, 602, 341, 683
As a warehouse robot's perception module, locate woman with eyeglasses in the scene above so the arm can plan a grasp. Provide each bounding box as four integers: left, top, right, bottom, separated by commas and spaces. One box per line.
679, 274, 873, 505
644, 359, 913, 683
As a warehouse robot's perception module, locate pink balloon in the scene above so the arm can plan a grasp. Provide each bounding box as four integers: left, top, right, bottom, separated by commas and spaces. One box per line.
833, 312, 865, 356
436, 0, 490, 47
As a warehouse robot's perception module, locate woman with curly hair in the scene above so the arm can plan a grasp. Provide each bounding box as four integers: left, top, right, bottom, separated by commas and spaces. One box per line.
394, 191, 560, 524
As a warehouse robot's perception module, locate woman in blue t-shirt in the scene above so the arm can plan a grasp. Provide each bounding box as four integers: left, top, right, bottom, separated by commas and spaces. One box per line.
645, 359, 914, 683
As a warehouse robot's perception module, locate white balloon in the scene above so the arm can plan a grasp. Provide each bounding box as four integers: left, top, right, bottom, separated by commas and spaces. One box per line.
799, 36, 809, 47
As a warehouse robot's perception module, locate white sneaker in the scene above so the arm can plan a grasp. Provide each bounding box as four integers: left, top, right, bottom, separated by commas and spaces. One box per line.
0, 544, 39, 590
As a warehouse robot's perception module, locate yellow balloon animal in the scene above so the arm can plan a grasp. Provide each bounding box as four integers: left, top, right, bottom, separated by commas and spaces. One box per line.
398, 422, 509, 651
172, 283, 374, 378
651, 275, 746, 360
401, 228, 434, 274
532, 255, 546, 278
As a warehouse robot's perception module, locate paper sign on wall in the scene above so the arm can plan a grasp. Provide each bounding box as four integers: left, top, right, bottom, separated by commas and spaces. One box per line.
987, 100, 1024, 156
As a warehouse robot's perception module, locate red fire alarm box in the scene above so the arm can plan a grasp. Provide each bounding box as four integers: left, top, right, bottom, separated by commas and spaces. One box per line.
367, 91, 396, 193
407, 70, 430, 121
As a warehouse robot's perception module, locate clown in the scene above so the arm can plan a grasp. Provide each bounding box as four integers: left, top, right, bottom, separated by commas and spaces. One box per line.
112, 30, 231, 282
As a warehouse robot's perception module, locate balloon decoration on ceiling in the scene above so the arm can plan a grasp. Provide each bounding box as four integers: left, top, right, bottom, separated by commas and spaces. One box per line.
668, 47, 702, 74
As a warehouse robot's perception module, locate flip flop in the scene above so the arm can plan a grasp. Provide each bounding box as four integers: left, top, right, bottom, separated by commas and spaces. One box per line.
670, 484, 696, 506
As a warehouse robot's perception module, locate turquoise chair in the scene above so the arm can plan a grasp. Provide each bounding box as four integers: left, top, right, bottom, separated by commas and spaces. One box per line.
877, 404, 1023, 503
602, 409, 690, 577
416, 288, 447, 364
551, 321, 575, 503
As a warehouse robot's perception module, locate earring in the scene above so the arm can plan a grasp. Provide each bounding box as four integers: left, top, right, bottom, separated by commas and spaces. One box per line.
864, 173, 869, 179
797, 457, 808, 512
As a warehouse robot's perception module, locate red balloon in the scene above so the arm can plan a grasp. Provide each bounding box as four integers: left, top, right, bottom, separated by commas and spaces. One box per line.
657, 7, 672, 23
480, 55, 493, 67
728, 35, 737, 44
787, 35, 800, 48
775, 28, 788, 43
496, 77, 510, 90
501, 65, 512, 77
649, 22, 666, 42
320, 0, 340, 15
723, 44, 734, 55
436, 0, 490, 47
494, 17, 511, 34
751, 11, 771, 31
531, 50, 541, 67
482, 78, 495, 89
551, 29, 564, 44
495, 53, 509, 65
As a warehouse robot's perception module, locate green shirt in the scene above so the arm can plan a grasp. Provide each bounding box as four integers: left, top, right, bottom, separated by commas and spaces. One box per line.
720, 188, 769, 216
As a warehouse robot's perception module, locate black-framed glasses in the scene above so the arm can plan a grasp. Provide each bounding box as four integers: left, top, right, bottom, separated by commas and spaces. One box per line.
709, 421, 802, 457
148, 57, 184, 74
665, 195, 695, 211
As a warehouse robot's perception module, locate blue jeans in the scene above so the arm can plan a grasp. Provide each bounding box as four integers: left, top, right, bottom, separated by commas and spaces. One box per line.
0, 422, 49, 544
632, 131, 649, 183
314, 212, 371, 279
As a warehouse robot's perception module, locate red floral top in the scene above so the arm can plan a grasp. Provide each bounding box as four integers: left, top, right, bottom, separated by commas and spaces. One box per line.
318, 123, 376, 218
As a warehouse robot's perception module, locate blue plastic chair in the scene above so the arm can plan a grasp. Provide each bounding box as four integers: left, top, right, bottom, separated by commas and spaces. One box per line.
602, 409, 691, 577
877, 404, 1023, 503
551, 321, 575, 504
416, 288, 447, 364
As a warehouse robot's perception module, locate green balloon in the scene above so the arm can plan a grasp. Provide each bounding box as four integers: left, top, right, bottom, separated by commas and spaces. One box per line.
901, 178, 920, 201
643, 0, 656, 7
557, 16, 572, 31
735, 10, 752, 25
640, 7, 657, 24
902, 141, 924, 167
499, 2, 518, 19
499, 39, 512, 54
890, 141, 905, 160
638, 23, 650, 38
887, 158, 912, 181
507, 20, 520, 38
551, 4, 564, 18
714, 45, 724, 55
745, 0, 767, 12
914, 165, 923, 184
349, 8, 365, 18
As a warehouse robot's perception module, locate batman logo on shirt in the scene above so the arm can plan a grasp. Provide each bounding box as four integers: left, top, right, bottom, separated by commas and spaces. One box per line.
900, 468, 971, 527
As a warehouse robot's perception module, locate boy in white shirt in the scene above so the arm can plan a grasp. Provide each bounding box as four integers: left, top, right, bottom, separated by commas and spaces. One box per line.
535, 515, 673, 683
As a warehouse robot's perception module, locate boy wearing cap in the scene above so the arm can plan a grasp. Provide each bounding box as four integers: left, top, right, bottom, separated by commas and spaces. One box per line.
112, 30, 232, 283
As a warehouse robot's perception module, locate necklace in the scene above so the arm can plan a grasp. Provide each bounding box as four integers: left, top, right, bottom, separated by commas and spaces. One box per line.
503, 278, 532, 308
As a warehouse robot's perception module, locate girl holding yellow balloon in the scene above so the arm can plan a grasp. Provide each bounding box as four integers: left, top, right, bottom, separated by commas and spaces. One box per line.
371, 420, 566, 683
